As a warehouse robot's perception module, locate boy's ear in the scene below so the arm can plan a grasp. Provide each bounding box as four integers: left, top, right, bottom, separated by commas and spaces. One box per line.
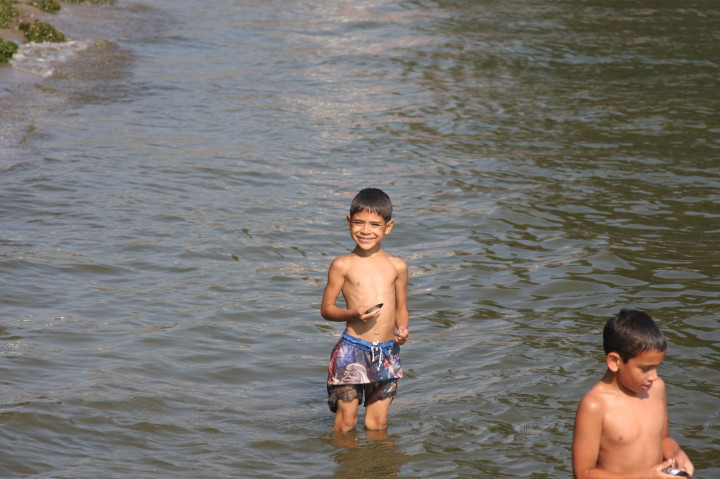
606, 352, 622, 372
346, 215, 352, 230
384, 219, 395, 234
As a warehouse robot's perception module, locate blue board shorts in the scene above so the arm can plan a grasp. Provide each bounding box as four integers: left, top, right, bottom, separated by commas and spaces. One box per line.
327, 331, 402, 412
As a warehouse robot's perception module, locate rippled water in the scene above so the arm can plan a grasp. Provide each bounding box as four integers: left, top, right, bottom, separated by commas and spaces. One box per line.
1, 0, 718, 477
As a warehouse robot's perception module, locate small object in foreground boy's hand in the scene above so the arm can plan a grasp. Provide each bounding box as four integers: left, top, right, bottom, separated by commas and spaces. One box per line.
662, 467, 690, 477
366, 303, 383, 313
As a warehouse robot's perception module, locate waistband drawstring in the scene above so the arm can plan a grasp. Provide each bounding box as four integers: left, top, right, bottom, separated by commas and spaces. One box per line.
341, 331, 395, 372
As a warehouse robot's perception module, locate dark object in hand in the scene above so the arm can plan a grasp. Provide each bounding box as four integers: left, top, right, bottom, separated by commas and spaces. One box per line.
366, 303, 383, 313
662, 467, 690, 477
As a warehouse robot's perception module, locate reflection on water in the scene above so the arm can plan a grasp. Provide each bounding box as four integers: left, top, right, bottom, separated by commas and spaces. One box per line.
332, 430, 410, 478
0, 0, 718, 477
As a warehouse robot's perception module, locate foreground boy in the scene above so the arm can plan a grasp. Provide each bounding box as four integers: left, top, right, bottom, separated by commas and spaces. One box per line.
573, 308, 694, 478
321, 188, 409, 432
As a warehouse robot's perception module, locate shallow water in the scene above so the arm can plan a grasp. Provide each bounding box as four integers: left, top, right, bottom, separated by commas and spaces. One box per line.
1, 0, 718, 477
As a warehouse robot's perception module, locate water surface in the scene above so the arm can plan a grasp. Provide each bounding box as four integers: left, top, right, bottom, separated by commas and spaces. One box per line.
1, 0, 718, 477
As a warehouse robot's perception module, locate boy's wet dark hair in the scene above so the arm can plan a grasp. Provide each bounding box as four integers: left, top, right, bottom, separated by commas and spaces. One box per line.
603, 308, 667, 362
349, 188, 393, 222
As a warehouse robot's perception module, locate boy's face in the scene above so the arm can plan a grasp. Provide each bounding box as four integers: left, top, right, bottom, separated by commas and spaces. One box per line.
610, 348, 666, 396
346, 210, 394, 252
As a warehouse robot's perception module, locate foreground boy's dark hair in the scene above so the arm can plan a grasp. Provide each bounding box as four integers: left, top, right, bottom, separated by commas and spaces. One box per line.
349, 188, 392, 222
603, 308, 667, 362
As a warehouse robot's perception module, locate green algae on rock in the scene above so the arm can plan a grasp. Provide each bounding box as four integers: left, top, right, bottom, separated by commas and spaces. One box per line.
19, 19, 66, 42
0, 37, 18, 61
63, 0, 115, 4
30, 0, 61, 14
0, 0, 18, 28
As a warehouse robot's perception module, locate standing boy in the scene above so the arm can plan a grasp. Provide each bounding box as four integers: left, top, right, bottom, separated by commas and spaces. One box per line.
573, 308, 694, 478
321, 188, 409, 432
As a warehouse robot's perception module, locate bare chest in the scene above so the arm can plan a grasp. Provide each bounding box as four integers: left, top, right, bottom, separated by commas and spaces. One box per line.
345, 262, 396, 288
602, 398, 664, 445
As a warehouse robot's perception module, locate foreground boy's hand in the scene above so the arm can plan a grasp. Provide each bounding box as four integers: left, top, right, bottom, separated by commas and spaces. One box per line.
653, 459, 693, 478
674, 451, 694, 477
395, 328, 409, 345
663, 438, 694, 477
663, 453, 694, 477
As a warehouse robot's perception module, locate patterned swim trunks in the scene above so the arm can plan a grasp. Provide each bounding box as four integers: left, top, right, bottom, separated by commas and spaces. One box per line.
327, 331, 402, 412
327, 380, 398, 413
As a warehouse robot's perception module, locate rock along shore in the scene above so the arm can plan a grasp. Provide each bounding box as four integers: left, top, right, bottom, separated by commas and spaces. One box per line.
0, 0, 113, 62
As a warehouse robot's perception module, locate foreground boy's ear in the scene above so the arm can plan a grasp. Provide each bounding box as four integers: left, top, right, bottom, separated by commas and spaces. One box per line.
606, 352, 622, 372
384, 219, 395, 233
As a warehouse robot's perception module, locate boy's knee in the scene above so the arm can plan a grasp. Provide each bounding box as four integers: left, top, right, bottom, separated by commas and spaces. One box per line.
333, 400, 359, 431
364, 401, 391, 430
334, 415, 357, 432
364, 417, 388, 431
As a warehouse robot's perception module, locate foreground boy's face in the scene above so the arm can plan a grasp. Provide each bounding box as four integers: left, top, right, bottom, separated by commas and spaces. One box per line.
347, 210, 394, 252
616, 349, 666, 396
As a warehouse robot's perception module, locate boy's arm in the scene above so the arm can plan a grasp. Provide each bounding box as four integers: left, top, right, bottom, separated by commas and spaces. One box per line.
659, 382, 694, 476
573, 394, 603, 479
320, 257, 375, 323
393, 258, 409, 344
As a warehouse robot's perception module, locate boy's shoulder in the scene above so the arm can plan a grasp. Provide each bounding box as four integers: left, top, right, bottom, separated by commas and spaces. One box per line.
388, 254, 408, 271
328, 253, 354, 270
577, 381, 610, 416
372, 250, 408, 272
577, 378, 624, 419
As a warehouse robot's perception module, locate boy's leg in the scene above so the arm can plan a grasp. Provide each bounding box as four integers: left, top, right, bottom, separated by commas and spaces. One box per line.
333, 398, 360, 432
364, 396, 392, 430
363, 380, 398, 430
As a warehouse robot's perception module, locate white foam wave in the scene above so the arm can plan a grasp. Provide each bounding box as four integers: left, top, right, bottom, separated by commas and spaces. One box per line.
10, 41, 89, 78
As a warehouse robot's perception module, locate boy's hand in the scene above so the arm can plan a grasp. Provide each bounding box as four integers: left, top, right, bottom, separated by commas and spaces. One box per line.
395, 328, 409, 345
666, 452, 694, 477
656, 459, 693, 478
355, 305, 381, 322
675, 451, 694, 477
